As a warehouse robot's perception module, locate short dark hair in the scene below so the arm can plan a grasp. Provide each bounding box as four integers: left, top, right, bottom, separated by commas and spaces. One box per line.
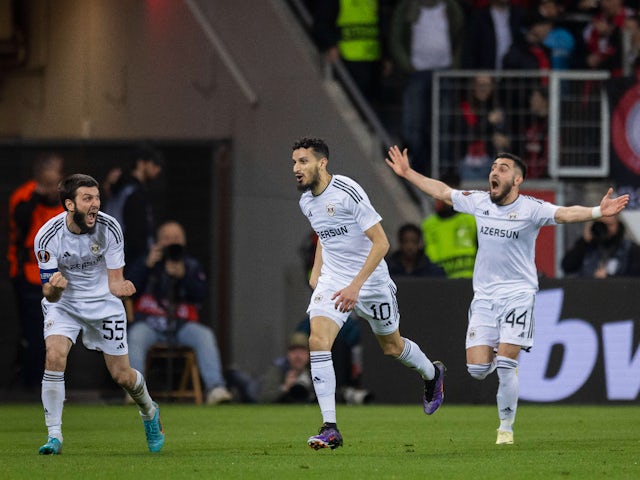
292, 137, 329, 160
33, 152, 63, 178
397, 223, 422, 241
495, 152, 527, 180
129, 142, 164, 170
523, 11, 554, 30
59, 174, 99, 210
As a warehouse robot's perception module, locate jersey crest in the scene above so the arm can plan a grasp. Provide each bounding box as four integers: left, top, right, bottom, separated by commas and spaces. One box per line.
326, 203, 335, 216
90, 242, 102, 256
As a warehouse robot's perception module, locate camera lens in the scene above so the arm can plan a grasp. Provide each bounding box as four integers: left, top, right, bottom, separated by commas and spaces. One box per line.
163, 243, 184, 261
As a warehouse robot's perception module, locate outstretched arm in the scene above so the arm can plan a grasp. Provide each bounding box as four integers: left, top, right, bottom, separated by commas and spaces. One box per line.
555, 188, 630, 224
385, 146, 454, 204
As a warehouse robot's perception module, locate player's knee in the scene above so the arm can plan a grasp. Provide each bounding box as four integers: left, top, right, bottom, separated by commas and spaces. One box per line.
44, 347, 68, 371
467, 362, 494, 380
308, 332, 333, 352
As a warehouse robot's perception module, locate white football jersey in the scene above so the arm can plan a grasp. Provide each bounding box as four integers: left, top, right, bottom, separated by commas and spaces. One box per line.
34, 211, 126, 300
299, 174, 390, 286
452, 190, 559, 298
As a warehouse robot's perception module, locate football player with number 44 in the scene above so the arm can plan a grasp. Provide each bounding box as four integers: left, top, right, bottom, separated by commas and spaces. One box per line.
385, 145, 629, 444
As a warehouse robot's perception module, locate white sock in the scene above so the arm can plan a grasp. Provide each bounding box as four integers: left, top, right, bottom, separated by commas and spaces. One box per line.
467, 359, 497, 380
310, 351, 336, 424
123, 370, 155, 419
396, 338, 435, 380
496, 356, 518, 432
42, 370, 65, 442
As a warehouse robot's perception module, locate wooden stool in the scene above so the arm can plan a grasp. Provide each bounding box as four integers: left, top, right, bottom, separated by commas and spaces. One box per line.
145, 343, 203, 404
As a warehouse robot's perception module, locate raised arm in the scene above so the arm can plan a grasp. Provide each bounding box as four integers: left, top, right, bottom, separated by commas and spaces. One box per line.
554, 188, 630, 224
385, 146, 454, 204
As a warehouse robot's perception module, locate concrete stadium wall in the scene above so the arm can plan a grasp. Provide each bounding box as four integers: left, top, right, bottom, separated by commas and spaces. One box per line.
0, 0, 418, 387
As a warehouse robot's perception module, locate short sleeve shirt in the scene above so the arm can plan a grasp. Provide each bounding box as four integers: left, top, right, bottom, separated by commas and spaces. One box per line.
34, 211, 125, 300
452, 190, 559, 298
299, 175, 390, 286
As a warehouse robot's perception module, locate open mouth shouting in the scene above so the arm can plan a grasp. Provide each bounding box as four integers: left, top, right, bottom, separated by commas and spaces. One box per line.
296, 172, 313, 192
490, 177, 500, 193
86, 209, 98, 225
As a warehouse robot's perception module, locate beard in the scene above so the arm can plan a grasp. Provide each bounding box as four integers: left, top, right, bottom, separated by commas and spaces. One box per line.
490, 183, 512, 204
72, 210, 95, 234
296, 169, 320, 192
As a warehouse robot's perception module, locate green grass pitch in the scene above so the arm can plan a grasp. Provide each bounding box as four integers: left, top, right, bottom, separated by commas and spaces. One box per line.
1, 403, 638, 479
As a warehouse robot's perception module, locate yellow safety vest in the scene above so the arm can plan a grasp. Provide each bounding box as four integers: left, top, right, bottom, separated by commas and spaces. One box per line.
422, 212, 477, 279
337, 0, 380, 62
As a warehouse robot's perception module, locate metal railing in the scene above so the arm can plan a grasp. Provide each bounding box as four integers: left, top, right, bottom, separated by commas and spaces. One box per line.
286, 0, 394, 149
432, 70, 611, 182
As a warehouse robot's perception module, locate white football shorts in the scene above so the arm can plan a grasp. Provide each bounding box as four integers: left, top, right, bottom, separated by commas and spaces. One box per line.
42, 295, 129, 355
465, 292, 536, 350
307, 275, 400, 336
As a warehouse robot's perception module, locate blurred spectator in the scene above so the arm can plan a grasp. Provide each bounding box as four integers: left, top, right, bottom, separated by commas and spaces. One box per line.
386, 223, 446, 276
582, 0, 635, 77
567, 0, 600, 16
454, 74, 510, 181
502, 12, 554, 133
376, 0, 406, 136
7, 153, 64, 390
561, 216, 640, 277
522, 87, 550, 179
537, 0, 578, 69
503, 12, 554, 71
101, 166, 123, 200
421, 172, 477, 278
257, 332, 315, 403
296, 315, 373, 404
390, 0, 464, 174
127, 221, 233, 405
310, 0, 383, 100
233, 315, 372, 405
460, 0, 535, 11
462, 0, 527, 70
104, 143, 164, 265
